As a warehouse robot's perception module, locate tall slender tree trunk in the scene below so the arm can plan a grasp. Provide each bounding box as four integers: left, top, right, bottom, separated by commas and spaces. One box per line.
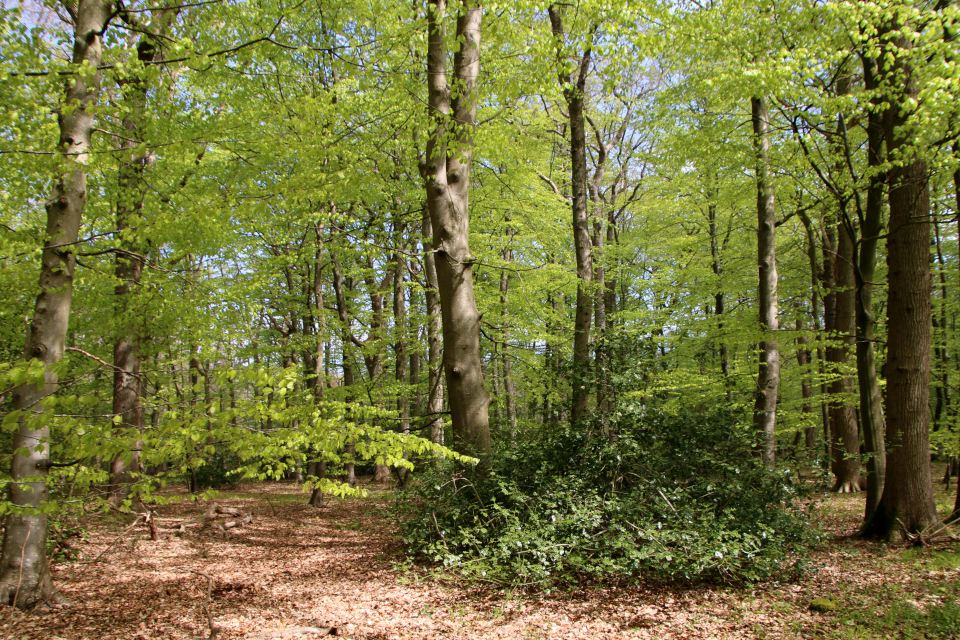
331, 252, 358, 486
864, 22, 938, 538
829, 222, 862, 492
751, 96, 779, 468
796, 319, 817, 451
500, 241, 518, 440
423, 0, 490, 459
308, 222, 328, 507
798, 211, 831, 453
952, 142, 960, 519
855, 53, 888, 526
0, 0, 111, 607
707, 179, 731, 399
549, 5, 593, 423
109, 17, 172, 507
393, 229, 411, 484
421, 207, 445, 444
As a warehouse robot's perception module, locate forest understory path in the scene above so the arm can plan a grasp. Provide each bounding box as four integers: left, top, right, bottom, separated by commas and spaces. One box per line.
3, 479, 960, 640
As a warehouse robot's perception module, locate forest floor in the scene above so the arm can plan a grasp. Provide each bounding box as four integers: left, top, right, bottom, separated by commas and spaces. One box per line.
3, 474, 960, 640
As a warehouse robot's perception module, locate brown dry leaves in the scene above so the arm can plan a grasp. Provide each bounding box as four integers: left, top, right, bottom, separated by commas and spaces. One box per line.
2, 480, 958, 640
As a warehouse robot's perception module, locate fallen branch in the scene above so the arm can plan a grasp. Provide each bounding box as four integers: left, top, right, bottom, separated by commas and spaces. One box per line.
182, 569, 218, 640
248, 627, 338, 638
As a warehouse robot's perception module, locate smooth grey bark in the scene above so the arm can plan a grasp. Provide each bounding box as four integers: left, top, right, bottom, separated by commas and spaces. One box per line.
420, 207, 445, 444
0, 0, 112, 607
307, 223, 328, 507
549, 5, 594, 424
393, 222, 411, 484
864, 22, 938, 538
798, 211, 831, 456
423, 0, 490, 459
751, 96, 779, 468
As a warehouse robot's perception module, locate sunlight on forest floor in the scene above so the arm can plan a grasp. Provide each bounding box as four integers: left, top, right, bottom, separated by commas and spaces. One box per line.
2, 475, 959, 640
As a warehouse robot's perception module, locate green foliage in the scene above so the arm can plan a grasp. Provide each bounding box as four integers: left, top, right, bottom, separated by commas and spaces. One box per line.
395, 408, 819, 586
46, 513, 88, 563
191, 444, 244, 490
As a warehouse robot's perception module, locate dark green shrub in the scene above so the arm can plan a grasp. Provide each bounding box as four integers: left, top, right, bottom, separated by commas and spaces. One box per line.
192, 445, 244, 490
394, 408, 818, 585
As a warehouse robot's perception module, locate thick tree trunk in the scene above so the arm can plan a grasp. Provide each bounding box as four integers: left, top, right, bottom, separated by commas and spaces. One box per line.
864, 26, 938, 538
751, 96, 779, 468
549, 5, 593, 423
424, 0, 490, 459
0, 0, 111, 608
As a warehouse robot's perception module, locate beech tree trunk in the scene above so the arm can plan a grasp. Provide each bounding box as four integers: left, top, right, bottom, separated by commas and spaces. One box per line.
796, 320, 816, 451
799, 211, 831, 457
829, 223, 862, 492
864, 24, 938, 538
856, 53, 887, 525
331, 252, 358, 486
500, 242, 518, 440
421, 207, 445, 444
751, 96, 779, 468
393, 226, 411, 484
0, 0, 111, 608
549, 4, 594, 424
109, 15, 173, 507
308, 223, 327, 507
423, 0, 490, 459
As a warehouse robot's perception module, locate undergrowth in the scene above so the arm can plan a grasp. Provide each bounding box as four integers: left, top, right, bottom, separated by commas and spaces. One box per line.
394, 408, 820, 587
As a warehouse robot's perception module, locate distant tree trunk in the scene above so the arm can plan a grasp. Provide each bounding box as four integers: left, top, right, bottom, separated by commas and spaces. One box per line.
331, 252, 358, 486
799, 211, 831, 457
421, 207, 445, 444
864, 22, 938, 538
829, 223, 862, 492
796, 319, 816, 450
108, 15, 173, 507
549, 4, 593, 424
393, 231, 411, 485
308, 223, 328, 507
751, 96, 779, 468
932, 221, 951, 432
0, 0, 111, 608
423, 0, 490, 459
500, 241, 518, 440
707, 179, 731, 398
360, 251, 392, 484
855, 54, 888, 526
953, 141, 960, 521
